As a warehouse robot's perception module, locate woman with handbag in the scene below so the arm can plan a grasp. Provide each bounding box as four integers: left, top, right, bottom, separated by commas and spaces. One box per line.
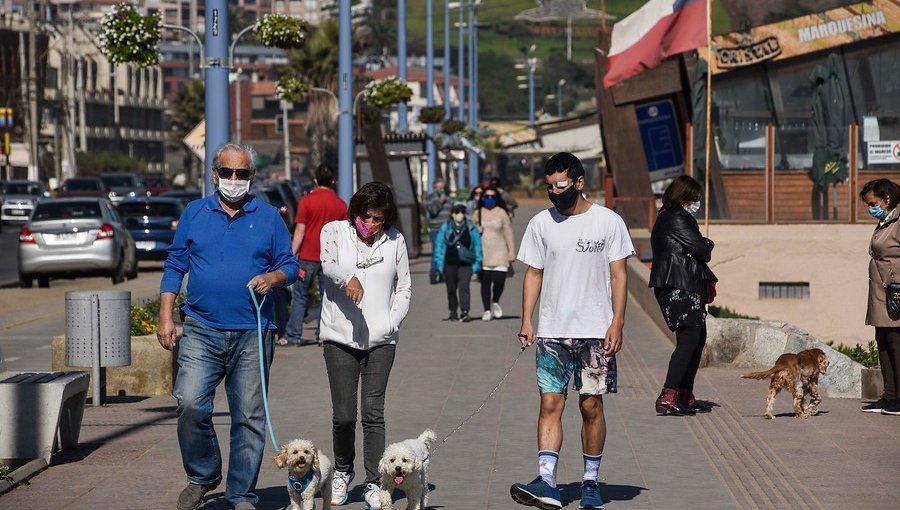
649, 176, 718, 416
473, 187, 516, 321
860, 178, 900, 416
434, 203, 483, 322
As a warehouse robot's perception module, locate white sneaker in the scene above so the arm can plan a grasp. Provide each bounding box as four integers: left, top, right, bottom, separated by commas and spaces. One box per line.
364, 482, 382, 510
331, 470, 353, 506
482, 310, 492, 321
491, 302, 503, 319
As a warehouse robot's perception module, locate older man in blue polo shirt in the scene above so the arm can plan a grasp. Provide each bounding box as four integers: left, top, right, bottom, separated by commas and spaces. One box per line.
157, 143, 299, 510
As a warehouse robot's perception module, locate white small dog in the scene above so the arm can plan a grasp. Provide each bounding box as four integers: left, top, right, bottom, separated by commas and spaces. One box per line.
377, 429, 437, 510
274, 438, 333, 510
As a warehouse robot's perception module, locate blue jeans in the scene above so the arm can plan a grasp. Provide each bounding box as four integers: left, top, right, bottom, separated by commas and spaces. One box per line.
285, 259, 322, 342
174, 316, 274, 506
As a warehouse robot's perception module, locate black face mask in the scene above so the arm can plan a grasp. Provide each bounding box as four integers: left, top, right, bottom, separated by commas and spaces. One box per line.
549, 185, 579, 212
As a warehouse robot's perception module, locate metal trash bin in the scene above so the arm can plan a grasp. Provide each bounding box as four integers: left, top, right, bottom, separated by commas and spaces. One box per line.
65, 291, 131, 405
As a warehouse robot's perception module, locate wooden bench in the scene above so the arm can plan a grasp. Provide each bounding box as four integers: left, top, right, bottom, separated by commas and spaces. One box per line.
0, 372, 89, 463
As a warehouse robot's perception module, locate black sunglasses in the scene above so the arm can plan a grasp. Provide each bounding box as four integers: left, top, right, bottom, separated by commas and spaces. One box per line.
216, 167, 252, 180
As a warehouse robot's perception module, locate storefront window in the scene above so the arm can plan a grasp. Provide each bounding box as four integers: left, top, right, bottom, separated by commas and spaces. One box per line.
844, 39, 900, 169
712, 71, 773, 170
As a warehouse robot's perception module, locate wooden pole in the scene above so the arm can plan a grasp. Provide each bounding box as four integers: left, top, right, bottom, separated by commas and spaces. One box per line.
704, 0, 712, 236
601, 0, 607, 31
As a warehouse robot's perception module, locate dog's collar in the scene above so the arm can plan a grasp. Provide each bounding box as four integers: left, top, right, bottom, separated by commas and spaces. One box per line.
288, 469, 314, 493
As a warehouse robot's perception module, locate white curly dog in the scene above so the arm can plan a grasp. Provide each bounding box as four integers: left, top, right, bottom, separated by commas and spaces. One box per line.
377, 429, 437, 510
274, 438, 333, 510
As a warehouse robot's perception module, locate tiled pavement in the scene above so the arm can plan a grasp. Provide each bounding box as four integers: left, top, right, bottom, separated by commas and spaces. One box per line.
1, 208, 898, 509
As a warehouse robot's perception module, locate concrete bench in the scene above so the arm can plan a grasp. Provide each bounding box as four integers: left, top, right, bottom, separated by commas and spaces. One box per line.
0, 372, 90, 464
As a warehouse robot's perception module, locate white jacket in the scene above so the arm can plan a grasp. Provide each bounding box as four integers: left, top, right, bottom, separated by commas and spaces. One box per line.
319, 220, 412, 349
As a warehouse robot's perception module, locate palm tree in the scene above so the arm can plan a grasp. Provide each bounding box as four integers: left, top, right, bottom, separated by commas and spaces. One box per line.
283, 19, 340, 170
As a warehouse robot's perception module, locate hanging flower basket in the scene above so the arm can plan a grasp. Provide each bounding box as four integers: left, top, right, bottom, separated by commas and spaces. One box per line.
441, 119, 467, 135
418, 106, 446, 125
98, 4, 162, 67
256, 14, 309, 50
276, 75, 311, 103
363, 76, 413, 109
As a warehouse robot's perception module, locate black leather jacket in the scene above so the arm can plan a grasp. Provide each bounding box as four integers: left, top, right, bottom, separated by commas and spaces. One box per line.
649, 207, 718, 295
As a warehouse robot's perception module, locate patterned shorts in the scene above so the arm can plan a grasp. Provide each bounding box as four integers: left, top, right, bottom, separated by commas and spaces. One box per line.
535, 337, 618, 396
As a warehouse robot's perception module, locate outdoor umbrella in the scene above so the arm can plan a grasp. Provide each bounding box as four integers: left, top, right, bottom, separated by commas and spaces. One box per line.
809, 53, 849, 220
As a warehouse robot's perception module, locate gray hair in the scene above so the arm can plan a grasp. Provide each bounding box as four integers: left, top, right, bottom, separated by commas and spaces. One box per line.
211, 143, 258, 179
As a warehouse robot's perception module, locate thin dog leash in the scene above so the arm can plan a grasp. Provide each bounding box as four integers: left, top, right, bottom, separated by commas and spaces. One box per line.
430, 343, 528, 454
249, 286, 280, 450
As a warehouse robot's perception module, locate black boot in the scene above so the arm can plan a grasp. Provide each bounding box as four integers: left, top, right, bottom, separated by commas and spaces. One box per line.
655, 387, 695, 416
679, 390, 712, 413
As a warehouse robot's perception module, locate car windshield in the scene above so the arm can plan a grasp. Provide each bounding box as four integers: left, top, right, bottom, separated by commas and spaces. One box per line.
101, 175, 137, 187
118, 202, 179, 218
4, 183, 41, 195
32, 201, 102, 221
63, 180, 100, 191
263, 189, 286, 207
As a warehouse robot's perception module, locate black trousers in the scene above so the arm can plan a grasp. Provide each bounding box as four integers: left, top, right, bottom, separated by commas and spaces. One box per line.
444, 263, 473, 313
480, 269, 507, 310
875, 327, 900, 400
663, 323, 707, 391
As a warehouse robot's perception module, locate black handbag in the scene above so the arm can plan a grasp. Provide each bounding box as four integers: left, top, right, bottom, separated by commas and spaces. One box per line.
878, 269, 900, 315
448, 222, 476, 265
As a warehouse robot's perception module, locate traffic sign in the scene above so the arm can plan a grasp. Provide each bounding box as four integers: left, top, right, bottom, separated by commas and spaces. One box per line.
183, 119, 206, 160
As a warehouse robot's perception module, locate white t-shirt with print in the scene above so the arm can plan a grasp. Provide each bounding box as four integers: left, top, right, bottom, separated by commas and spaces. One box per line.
517, 203, 635, 339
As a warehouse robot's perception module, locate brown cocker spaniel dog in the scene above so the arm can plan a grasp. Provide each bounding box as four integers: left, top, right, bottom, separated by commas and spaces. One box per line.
741, 348, 830, 420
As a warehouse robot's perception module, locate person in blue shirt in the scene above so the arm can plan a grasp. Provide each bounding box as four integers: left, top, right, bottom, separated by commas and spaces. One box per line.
156, 143, 299, 510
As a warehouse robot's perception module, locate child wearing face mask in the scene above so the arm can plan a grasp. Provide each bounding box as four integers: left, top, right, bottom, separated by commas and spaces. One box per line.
434, 203, 483, 322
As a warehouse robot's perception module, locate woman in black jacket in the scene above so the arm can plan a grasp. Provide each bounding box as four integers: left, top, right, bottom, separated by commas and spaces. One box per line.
650, 176, 718, 415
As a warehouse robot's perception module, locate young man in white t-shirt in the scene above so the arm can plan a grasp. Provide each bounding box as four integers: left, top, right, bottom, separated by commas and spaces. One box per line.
510, 152, 635, 510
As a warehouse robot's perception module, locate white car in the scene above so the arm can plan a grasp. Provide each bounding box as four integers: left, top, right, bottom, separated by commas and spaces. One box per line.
1, 180, 48, 226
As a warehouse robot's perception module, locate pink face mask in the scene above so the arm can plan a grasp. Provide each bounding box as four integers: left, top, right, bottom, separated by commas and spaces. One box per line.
354, 216, 382, 238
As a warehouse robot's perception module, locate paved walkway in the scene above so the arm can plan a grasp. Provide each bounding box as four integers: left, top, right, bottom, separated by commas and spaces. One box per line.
2, 207, 899, 509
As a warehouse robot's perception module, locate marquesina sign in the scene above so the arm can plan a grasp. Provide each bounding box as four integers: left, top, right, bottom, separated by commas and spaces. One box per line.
711, 0, 900, 74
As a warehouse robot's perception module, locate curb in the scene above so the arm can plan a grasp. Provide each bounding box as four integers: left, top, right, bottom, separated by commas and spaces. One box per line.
0, 458, 49, 496
0, 280, 19, 289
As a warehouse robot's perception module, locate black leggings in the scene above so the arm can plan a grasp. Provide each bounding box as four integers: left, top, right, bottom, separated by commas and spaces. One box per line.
480, 270, 507, 310
875, 327, 900, 400
664, 323, 707, 391
444, 263, 473, 313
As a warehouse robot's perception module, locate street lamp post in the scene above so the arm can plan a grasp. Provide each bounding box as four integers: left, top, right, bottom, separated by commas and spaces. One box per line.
397, 0, 408, 133
203, 0, 230, 196
444, 0, 451, 120
456, 1, 466, 190
557, 79, 566, 119
281, 99, 291, 180
467, 0, 477, 187
338, 0, 354, 201
528, 58, 536, 128
426, 0, 437, 194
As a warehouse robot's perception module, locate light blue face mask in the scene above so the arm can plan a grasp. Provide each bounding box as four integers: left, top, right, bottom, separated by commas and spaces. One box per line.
685, 200, 701, 215
869, 205, 888, 220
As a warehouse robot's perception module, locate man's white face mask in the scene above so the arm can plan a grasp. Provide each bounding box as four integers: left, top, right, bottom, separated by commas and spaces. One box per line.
219, 179, 250, 202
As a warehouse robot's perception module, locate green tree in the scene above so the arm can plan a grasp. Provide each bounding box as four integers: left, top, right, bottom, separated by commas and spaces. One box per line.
283, 19, 341, 170
76, 151, 147, 176
167, 79, 205, 181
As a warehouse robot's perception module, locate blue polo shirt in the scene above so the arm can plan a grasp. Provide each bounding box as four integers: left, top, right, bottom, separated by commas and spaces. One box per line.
160, 193, 299, 330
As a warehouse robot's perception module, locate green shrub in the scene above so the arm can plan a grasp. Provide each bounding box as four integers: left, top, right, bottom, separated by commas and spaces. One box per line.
826, 340, 879, 368
130, 294, 185, 336
707, 305, 759, 320
0, 462, 10, 480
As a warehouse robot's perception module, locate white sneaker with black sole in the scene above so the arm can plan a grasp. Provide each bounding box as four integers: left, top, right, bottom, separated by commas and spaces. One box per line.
881, 399, 900, 415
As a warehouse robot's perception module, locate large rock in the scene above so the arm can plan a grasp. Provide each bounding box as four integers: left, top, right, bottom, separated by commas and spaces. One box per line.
51, 334, 176, 397
703, 318, 863, 398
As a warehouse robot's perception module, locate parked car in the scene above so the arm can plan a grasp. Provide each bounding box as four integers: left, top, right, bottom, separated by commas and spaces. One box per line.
100, 172, 145, 203
251, 184, 294, 231
116, 197, 184, 260
58, 177, 107, 198
272, 180, 300, 221
1, 180, 49, 227
142, 173, 171, 196
18, 198, 138, 288
161, 189, 203, 206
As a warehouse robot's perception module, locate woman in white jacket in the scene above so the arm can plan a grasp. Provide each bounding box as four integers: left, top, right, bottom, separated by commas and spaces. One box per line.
318, 182, 412, 509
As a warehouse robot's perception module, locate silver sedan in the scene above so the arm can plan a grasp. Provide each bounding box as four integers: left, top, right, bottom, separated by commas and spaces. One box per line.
17, 198, 138, 288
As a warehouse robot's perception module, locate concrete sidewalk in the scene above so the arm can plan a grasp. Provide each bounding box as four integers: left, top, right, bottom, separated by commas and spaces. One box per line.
1, 208, 898, 509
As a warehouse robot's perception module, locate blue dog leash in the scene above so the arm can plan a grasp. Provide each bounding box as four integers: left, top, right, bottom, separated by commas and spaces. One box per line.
248, 286, 279, 450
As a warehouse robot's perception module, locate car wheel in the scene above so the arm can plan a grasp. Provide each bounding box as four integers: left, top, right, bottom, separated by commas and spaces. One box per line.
18, 272, 33, 288
125, 257, 138, 280
37, 275, 50, 288
111, 254, 125, 285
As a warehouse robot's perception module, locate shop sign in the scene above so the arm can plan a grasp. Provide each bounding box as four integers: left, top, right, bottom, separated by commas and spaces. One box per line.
868, 141, 900, 165
711, 0, 900, 74
715, 36, 782, 68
